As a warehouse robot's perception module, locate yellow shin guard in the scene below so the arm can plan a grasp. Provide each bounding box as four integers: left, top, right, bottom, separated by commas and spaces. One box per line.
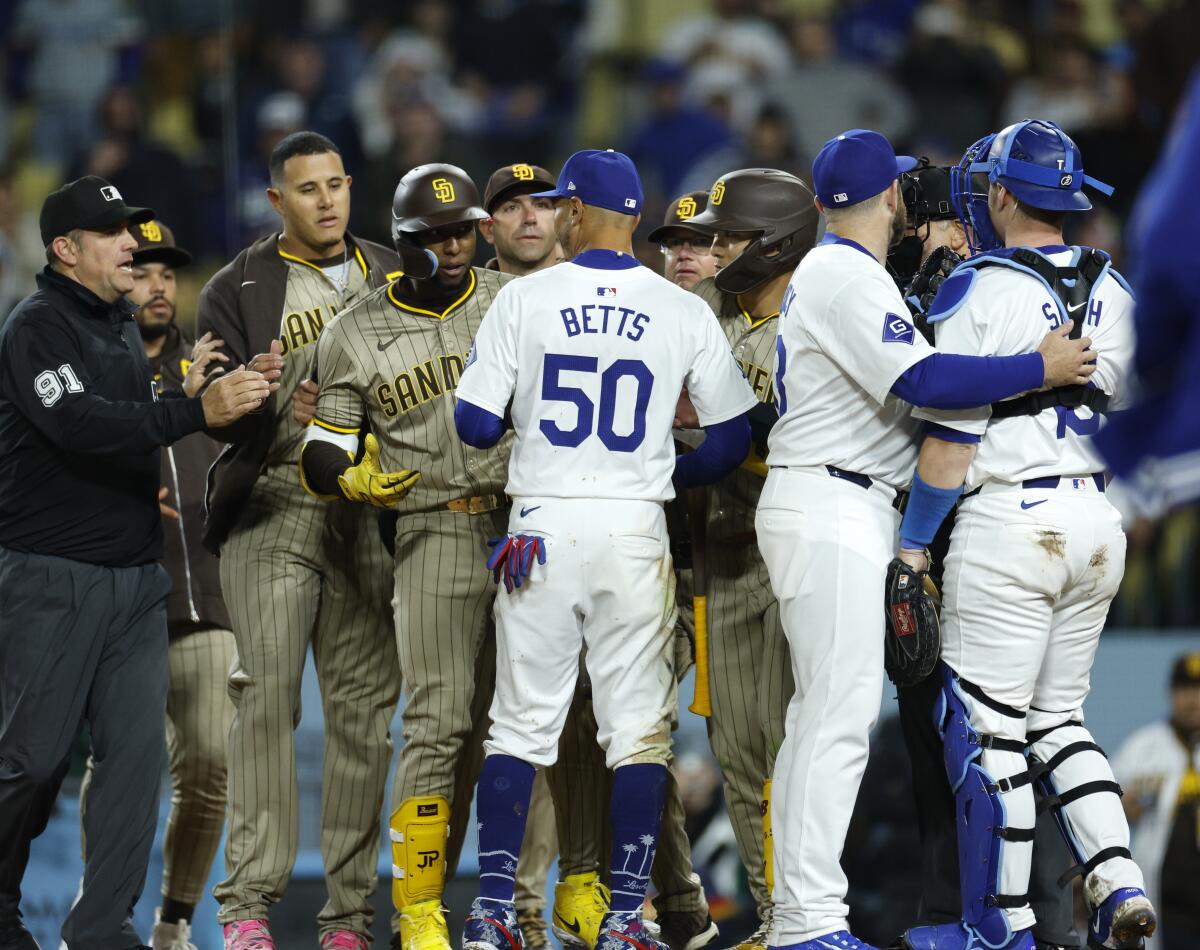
762, 778, 774, 895
391, 796, 450, 910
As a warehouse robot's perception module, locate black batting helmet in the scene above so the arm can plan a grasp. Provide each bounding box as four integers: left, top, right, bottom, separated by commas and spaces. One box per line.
685, 168, 819, 294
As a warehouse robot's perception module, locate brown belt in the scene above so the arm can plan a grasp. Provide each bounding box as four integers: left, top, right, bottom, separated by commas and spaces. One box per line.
445, 494, 503, 514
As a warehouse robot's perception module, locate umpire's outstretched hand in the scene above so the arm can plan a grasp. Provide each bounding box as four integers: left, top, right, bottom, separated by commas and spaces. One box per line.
202, 366, 273, 427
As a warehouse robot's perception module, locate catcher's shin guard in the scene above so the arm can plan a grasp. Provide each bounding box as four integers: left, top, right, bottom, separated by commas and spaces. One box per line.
392, 796, 451, 910
937, 664, 1036, 947
762, 779, 774, 896
1025, 718, 1142, 909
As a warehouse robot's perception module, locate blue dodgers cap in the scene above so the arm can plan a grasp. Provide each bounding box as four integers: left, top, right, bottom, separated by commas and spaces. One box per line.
531, 149, 644, 216
811, 129, 918, 209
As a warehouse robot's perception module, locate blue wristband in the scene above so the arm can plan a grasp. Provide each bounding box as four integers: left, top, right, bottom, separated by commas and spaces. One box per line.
899, 471, 963, 551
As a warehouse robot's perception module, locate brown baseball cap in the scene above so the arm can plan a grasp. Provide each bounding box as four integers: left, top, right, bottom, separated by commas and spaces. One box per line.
483, 163, 557, 214
1171, 651, 1200, 688
647, 191, 714, 244
130, 219, 192, 268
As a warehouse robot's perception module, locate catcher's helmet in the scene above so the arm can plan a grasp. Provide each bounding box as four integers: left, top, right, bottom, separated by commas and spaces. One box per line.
684, 168, 819, 294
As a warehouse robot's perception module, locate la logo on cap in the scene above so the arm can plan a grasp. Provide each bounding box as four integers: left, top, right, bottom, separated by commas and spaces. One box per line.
567, 181, 576, 191
100, 185, 122, 202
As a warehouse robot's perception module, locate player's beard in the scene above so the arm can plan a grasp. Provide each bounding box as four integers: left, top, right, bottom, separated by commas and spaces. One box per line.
136, 297, 175, 339
889, 198, 907, 250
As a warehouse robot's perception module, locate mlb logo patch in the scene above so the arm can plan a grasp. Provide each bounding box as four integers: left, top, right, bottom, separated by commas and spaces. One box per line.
624, 197, 637, 209
834, 192, 848, 203
597, 287, 617, 297
1072, 478, 1086, 490
99, 185, 122, 202
882, 312, 915, 345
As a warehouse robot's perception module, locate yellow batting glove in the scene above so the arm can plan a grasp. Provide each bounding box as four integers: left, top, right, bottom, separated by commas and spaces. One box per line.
338, 434, 420, 507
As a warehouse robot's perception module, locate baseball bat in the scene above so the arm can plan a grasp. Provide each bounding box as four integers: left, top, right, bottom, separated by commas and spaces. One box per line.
686, 485, 712, 717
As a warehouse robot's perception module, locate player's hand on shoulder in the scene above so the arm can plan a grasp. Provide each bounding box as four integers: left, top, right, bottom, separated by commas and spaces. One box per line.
338, 433, 420, 507
487, 533, 546, 593
1037, 321, 1097, 388
182, 331, 231, 397
202, 366, 273, 427
293, 379, 319, 426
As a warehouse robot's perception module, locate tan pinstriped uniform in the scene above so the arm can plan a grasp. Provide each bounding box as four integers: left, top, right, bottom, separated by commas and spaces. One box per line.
692, 277, 795, 918
214, 246, 401, 937
310, 266, 514, 931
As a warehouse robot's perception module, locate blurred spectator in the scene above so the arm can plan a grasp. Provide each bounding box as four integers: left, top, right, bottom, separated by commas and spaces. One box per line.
893, 0, 1008, 157
68, 85, 198, 252
10, 0, 142, 167
1130, 0, 1200, 135
266, 35, 363, 171
1001, 38, 1131, 133
0, 171, 43, 319
352, 97, 485, 246
1112, 652, 1200, 950
673, 750, 741, 924
767, 14, 912, 163
235, 92, 305, 246
626, 59, 735, 204
352, 29, 478, 160
453, 0, 583, 158
659, 0, 792, 133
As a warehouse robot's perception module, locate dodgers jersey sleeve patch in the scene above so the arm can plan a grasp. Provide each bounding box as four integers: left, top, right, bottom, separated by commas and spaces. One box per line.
882, 312, 915, 345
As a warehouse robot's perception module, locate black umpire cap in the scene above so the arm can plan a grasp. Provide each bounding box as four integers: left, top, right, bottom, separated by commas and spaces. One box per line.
40, 176, 154, 246
483, 163, 557, 214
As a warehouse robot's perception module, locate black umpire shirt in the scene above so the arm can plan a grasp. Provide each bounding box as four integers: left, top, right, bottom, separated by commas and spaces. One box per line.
0, 267, 207, 566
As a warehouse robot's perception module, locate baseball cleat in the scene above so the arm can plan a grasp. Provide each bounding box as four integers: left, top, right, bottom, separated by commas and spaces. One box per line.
901, 921, 1033, 950
552, 873, 610, 949
152, 908, 198, 950
1088, 887, 1156, 949
321, 931, 370, 950
516, 907, 550, 950
463, 898, 524, 950
655, 909, 719, 950
595, 911, 670, 950
770, 930, 881, 950
222, 919, 275, 950
399, 900, 452, 950
727, 910, 772, 950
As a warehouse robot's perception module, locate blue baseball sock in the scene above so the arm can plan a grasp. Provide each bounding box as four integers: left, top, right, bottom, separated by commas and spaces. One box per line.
608, 762, 668, 913
476, 754, 536, 902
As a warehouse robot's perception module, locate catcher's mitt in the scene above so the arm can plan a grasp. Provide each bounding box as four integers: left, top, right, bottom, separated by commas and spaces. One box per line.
884, 556, 941, 687
903, 245, 963, 343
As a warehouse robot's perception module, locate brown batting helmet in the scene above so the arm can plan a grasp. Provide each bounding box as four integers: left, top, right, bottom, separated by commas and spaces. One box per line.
391, 163, 488, 237
685, 168, 819, 294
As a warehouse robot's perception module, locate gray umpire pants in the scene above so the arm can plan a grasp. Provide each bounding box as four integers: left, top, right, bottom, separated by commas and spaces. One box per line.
0, 546, 170, 950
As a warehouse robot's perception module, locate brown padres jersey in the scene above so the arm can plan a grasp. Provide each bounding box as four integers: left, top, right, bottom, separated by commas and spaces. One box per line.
311, 266, 515, 514
265, 244, 373, 467
692, 277, 777, 542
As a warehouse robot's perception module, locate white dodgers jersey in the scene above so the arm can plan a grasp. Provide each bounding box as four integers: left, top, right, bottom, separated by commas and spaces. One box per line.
768, 238, 935, 487
456, 252, 757, 502
915, 248, 1134, 489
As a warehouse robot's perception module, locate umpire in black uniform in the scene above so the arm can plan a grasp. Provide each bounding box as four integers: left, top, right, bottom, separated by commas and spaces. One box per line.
0, 176, 271, 950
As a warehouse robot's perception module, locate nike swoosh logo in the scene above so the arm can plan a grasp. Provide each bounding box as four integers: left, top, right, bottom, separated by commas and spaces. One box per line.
1020, 499, 1048, 509
1066, 301, 1085, 313
377, 336, 401, 352
241, 280, 256, 287
520, 506, 541, 517
554, 913, 582, 935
